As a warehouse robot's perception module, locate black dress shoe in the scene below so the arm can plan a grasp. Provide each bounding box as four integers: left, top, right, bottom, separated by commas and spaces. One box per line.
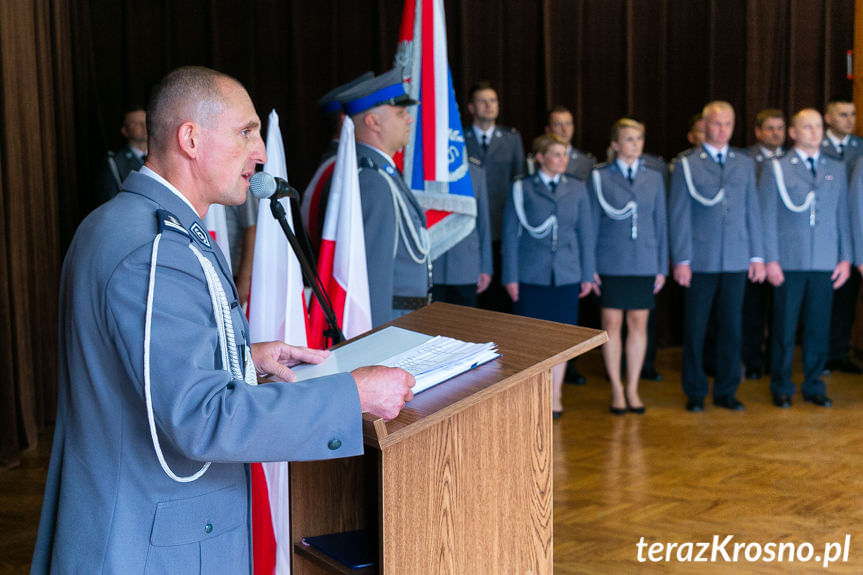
745, 368, 763, 380
609, 405, 627, 416
803, 393, 833, 407
566, 367, 587, 385
641, 368, 663, 382
627, 404, 646, 415
826, 358, 863, 374
714, 396, 745, 411
772, 394, 792, 408
552, 410, 563, 419
685, 398, 704, 412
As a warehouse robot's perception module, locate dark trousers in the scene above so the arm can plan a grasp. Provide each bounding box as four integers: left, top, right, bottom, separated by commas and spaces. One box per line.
431, 283, 477, 307
771, 271, 832, 397
478, 241, 513, 314
829, 266, 860, 361
682, 272, 746, 400
741, 280, 771, 372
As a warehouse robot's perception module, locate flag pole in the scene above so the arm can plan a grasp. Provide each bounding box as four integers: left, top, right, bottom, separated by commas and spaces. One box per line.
266, 196, 345, 346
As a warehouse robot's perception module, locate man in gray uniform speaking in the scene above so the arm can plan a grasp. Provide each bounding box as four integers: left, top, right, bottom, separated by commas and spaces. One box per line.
341, 68, 430, 326
31, 66, 414, 574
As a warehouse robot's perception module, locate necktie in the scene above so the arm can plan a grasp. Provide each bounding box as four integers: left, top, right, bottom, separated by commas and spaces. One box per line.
807, 157, 816, 177
627, 166, 634, 184
716, 152, 724, 168
549, 180, 557, 194
838, 142, 845, 157
481, 134, 489, 153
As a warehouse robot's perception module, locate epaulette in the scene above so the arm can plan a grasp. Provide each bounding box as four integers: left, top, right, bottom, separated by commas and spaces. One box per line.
594, 161, 612, 170
358, 156, 377, 170
505, 126, 520, 135
156, 209, 190, 239
513, 173, 528, 182
156, 209, 213, 249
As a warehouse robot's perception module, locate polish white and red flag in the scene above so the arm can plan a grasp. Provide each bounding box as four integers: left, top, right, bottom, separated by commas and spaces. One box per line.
299, 155, 336, 254
396, 0, 475, 260
307, 115, 372, 350
247, 109, 308, 575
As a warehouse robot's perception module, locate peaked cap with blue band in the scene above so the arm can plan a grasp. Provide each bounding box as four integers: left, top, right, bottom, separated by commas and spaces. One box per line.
318, 71, 375, 115
341, 67, 418, 116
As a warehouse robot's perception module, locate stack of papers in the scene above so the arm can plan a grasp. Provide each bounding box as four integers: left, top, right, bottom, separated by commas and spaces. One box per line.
379, 335, 499, 393
291, 326, 500, 394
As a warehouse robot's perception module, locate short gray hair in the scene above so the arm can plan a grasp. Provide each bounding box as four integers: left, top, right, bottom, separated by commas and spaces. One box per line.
146, 66, 238, 150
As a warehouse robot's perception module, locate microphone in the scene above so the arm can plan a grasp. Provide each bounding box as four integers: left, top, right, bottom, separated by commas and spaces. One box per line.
249, 171, 299, 201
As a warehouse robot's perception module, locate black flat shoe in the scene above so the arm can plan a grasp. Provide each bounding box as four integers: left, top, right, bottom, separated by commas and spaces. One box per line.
609, 405, 627, 416
803, 393, 833, 407
627, 404, 646, 414
772, 394, 792, 408
640, 368, 663, 382
713, 396, 745, 411
686, 398, 704, 412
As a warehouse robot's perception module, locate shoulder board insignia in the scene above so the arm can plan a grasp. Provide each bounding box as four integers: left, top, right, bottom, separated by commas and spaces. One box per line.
156, 209, 191, 239
359, 156, 376, 170
383, 163, 396, 176
506, 126, 520, 134
595, 161, 612, 170
189, 222, 212, 248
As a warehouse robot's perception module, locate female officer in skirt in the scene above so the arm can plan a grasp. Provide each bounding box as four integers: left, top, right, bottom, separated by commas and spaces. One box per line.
588, 118, 668, 414
502, 133, 596, 418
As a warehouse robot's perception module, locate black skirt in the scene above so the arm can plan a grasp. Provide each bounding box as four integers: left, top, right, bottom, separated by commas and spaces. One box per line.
599, 275, 655, 310
514, 282, 581, 325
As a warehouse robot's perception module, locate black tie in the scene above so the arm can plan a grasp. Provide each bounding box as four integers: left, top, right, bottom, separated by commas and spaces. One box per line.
481, 134, 489, 153
627, 166, 634, 184
716, 152, 724, 168
549, 179, 557, 194
838, 143, 845, 158
807, 157, 816, 177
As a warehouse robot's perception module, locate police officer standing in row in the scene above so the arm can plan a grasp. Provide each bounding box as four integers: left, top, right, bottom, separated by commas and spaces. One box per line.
760, 108, 851, 408
670, 101, 766, 412
822, 98, 863, 373
341, 68, 430, 326
465, 81, 526, 313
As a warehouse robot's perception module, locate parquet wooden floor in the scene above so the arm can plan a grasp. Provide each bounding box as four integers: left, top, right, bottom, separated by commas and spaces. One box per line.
5, 347, 863, 573
555, 347, 863, 574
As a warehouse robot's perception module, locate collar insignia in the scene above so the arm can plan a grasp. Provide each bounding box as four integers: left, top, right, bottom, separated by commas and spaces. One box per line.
189, 222, 212, 247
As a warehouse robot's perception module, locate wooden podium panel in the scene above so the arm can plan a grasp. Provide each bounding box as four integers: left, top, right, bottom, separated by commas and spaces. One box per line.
291, 303, 606, 574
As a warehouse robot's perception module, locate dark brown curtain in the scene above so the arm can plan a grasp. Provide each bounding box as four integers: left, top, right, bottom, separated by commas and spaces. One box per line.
0, 0, 855, 468
0, 0, 75, 468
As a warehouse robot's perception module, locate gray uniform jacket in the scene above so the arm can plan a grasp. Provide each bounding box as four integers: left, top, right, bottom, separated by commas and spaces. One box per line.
432, 160, 493, 285
588, 161, 668, 276
357, 143, 429, 327
95, 145, 145, 204
759, 152, 850, 270
501, 173, 596, 286
821, 134, 863, 182
745, 145, 783, 181
844, 159, 863, 266
32, 171, 362, 574
527, 146, 596, 182
465, 125, 525, 241
669, 146, 765, 272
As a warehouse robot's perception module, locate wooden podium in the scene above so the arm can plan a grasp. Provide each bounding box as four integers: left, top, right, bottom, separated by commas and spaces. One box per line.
290, 302, 606, 574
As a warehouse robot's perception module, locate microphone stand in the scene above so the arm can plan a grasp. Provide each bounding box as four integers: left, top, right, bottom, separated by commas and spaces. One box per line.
268, 196, 345, 347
